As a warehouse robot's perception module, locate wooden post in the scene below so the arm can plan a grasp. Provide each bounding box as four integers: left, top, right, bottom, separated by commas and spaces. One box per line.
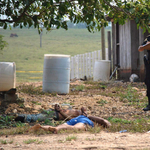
85, 53, 88, 77
89, 53, 91, 77
71, 57, 74, 79
40, 30, 43, 48
107, 31, 112, 74
101, 26, 105, 60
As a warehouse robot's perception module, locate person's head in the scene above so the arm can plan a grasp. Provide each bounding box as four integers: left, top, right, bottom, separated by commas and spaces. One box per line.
142, 35, 150, 45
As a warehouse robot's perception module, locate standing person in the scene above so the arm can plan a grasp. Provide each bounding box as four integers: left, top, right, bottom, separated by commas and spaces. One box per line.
138, 35, 150, 111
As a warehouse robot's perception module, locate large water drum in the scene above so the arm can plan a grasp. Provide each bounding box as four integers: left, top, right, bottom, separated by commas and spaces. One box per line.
43, 54, 70, 94
93, 60, 110, 81
0, 62, 16, 91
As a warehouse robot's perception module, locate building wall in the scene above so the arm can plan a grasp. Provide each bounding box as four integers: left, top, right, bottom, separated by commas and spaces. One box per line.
130, 20, 139, 73
119, 21, 131, 70
112, 20, 145, 81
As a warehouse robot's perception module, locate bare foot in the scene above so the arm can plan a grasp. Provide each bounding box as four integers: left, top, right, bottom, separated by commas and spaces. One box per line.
28, 124, 41, 132
48, 126, 57, 134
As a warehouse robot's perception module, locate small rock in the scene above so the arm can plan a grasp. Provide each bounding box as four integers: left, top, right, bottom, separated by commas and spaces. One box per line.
132, 87, 139, 91
13, 109, 17, 113
33, 105, 42, 110
129, 74, 139, 82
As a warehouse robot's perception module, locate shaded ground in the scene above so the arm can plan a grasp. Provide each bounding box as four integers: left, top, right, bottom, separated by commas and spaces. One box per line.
1, 80, 150, 150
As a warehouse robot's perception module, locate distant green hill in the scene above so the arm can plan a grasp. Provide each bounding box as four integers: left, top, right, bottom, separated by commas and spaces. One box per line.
0, 28, 111, 82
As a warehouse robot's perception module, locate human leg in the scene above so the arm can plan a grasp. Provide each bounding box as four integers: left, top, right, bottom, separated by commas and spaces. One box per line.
143, 83, 150, 111
48, 123, 86, 133
28, 124, 55, 132
143, 52, 150, 111
28, 122, 86, 134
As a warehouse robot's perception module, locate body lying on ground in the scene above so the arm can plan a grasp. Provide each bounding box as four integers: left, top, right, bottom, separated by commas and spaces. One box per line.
29, 115, 94, 134
15, 104, 111, 128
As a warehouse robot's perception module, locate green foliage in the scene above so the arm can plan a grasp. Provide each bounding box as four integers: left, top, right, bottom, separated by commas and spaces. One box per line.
108, 117, 150, 133
1, 0, 150, 33
0, 115, 14, 129
0, 35, 7, 51
85, 81, 108, 90
0, 140, 13, 144
96, 99, 108, 106
0, 115, 25, 129
99, 84, 106, 89
44, 119, 53, 125
75, 85, 85, 91
119, 86, 140, 105
0, 0, 108, 32
31, 101, 41, 105
108, 117, 132, 124
17, 84, 45, 95
23, 139, 43, 144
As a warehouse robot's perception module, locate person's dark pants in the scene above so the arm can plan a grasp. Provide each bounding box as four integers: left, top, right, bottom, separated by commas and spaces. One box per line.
144, 51, 150, 106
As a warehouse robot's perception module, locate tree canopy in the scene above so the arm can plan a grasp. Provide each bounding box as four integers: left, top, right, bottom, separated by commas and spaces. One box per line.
0, 35, 7, 51
0, 0, 150, 33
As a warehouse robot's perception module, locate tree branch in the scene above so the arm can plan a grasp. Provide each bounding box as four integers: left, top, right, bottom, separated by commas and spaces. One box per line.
103, 0, 131, 16
0, 0, 36, 23
0, 0, 78, 24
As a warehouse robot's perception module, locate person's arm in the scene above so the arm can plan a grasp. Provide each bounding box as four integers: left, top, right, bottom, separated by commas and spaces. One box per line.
138, 42, 150, 52
87, 115, 111, 128
55, 104, 86, 121
54, 104, 75, 120
58, 109, 74, 120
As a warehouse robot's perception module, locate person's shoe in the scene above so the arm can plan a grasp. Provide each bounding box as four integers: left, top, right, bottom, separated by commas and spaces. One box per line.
15, 115, 25, 122
143, 105, 150, 111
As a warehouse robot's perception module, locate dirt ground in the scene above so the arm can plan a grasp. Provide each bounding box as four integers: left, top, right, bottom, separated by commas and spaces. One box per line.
1, 80, 150, 150
1, 131, 150, 150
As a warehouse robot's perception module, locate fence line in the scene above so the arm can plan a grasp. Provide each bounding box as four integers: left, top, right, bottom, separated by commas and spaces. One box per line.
70, 49, 108, 79
16, 49, 108, 81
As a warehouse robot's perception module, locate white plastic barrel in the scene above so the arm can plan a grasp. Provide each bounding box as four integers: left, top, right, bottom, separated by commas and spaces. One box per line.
0, 62, 16, 91
43, 54, 70, 94
93, 60, 111, 81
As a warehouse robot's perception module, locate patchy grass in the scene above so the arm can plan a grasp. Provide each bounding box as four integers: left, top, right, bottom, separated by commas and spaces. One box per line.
0, 126, 29, 135
31, 101, 41, 105
75, 85, 85, 91
66, 135, 77, 141
96, 99, 108, 106
87, 124, 101, 134
0, 115, 25, 129
119, 86, 140, 103
17, 84, 45, 95
0, 117, 150, 135
17, 83, 56, 96
108, 117, 150, 133
23, 139, 43, 144
85, 137, 96, 141
0, 139, 13, 144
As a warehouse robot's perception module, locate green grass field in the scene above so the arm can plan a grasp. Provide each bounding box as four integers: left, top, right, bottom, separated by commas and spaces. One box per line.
0, 27, 111, 81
